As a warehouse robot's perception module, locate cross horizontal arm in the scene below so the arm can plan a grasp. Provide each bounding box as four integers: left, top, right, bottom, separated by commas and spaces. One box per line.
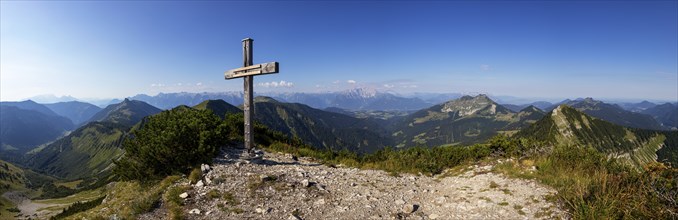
225, 62, 279, 79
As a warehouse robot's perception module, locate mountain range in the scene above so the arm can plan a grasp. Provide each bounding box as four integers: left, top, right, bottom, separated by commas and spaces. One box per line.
642, 103, 678, 130
24, 99, 161, 180
0, 103, 74, 164
1, 92, 675, 182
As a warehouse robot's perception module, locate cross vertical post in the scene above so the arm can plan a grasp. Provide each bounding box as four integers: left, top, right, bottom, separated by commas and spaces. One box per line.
224, 38, 279, 158
242, 38, 254, 154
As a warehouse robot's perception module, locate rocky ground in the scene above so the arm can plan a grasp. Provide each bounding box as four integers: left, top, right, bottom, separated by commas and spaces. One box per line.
141, 147, 568, 220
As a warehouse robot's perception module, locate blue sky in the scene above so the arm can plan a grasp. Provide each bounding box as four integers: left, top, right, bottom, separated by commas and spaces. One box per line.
1, 1, 677, 102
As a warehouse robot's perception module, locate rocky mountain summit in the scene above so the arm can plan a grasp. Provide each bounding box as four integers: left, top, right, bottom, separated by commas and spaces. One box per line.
140, 147, 567, 219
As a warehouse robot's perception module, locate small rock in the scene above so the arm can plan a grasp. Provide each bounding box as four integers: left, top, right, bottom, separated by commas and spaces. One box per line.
195, 180, 204, 187
428, 213, 439, 219
288, 214, 302, 220
200, 164, 211, 173
403, 204, 417, 213
179, 192, 189, 199
189, 209, 201, 215
350, 182, 357, 187
395, 199, 406, 205
301, 179, 311, 187
255, 208, 266, 213
314, 199, 326, 205
315, 184, 326, 191
260, 174, 276, 182
205, 177, 212, 185
206, 211, 212, 215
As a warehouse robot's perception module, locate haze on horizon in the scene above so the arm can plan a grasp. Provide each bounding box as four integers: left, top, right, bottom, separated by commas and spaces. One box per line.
1, 1, 677, 103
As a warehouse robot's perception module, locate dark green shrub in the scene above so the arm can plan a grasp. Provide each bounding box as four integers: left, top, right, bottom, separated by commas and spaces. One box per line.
115, 107, 229, 181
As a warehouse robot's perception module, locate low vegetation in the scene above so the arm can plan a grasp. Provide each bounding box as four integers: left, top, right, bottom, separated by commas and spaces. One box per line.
50, 196, 105, 220
114, 107, 234, 181
496, 145, 677, 219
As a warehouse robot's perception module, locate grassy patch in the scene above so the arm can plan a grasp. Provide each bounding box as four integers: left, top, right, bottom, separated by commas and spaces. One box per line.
496, 145, 678, 219
498, 201, 509, 206
206, 189, 221, 200
67, 176, 181, 219
188, 168, 202, 184
223, 192, 239, 205
217, 203, 243, 214
489, 181, 499, 188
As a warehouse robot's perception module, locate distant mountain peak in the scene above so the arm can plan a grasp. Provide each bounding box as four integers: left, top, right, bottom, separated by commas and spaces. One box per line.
441, 94, 498, 116
520, 105, 543, 113
339, 87, 378, 98
86, 99, 161, 127
254, 96, 280, 103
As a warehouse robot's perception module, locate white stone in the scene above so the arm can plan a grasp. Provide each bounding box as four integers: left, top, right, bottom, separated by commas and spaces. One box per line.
429, 213, 439, 219
395, 199, 406, 205
201, 164, 211, 173
403, 204, 417, 213
301, 179, 311, 187
205, 177, 212, 185
179, 192, 189, 199
314, 199, 326, 206
189, 209, 201, 215
195, 180, 204, 187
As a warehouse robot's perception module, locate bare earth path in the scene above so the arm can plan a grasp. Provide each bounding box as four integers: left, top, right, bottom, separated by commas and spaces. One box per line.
143, 147, 568, 219
2, 191, 53, 219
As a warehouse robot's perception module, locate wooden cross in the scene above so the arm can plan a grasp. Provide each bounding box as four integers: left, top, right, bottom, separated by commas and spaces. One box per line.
224, 38, 279, 153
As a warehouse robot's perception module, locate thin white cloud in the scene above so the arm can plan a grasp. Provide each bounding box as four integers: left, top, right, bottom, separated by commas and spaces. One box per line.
258, 80, 294, 88
196, 82, 203, 86
347, 80, 357, 84
480, 64, 491, 71
383, 84, 395, 88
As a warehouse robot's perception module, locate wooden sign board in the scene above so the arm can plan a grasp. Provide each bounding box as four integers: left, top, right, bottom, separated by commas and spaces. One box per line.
225, 62, 279, 79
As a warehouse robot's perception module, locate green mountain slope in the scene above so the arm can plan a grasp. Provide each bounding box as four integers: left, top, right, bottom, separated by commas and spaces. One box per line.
45, 101, 102, 125
87, 99, 161, 127
0, 106, 74, 162
0, 160, 26, 193
25, 100, 161, 180
252, 97, 392, 153
515, 105, 677, 168
391, 95, 542, 148
193, 99, 241, 118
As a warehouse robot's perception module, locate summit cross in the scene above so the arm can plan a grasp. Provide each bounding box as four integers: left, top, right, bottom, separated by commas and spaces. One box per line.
224, 38, 280, 154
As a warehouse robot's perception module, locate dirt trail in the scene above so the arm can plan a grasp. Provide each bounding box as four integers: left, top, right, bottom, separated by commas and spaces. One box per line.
2, 191, 55, 219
